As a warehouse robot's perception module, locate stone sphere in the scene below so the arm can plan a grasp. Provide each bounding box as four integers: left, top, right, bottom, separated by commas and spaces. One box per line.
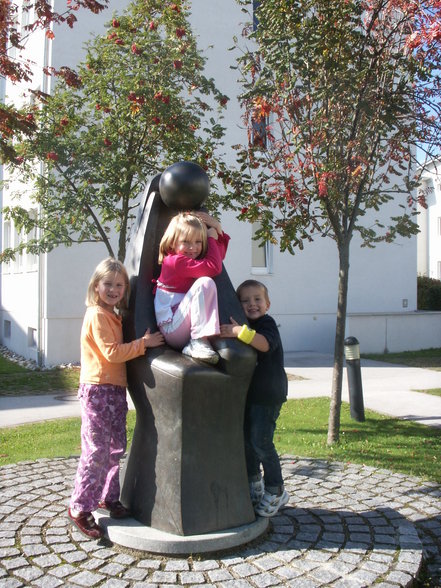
159, 161, 209, 210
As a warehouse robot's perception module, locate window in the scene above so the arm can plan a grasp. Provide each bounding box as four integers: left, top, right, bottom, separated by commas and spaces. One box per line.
253, 0, 260, 31
7, 31, 16, 61
251, 222, 272, 274
20, 0, 33, 40
251, 114, 268, 149
2, 220, 11, 274
27, 327, 37, 348
438, 217, 441, 236
2, 214, 38, 273
26, 209, 38, 270
4, 320, 11, 339
14, 224, 24, 273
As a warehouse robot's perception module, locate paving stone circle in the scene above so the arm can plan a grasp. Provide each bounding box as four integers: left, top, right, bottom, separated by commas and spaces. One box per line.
1, 456, 440, 587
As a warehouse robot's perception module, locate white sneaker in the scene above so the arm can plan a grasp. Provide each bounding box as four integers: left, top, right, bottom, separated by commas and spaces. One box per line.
249, 478, 264, 506
182, 338, 219, 364
255, 489, 289, 517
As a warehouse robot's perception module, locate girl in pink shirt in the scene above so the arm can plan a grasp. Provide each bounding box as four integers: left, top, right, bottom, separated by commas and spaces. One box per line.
154, 211, 230, 364
68, 258, 164, 539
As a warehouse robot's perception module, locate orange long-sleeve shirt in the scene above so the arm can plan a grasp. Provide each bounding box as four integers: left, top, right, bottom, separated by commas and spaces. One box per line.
80, 305, 145, 387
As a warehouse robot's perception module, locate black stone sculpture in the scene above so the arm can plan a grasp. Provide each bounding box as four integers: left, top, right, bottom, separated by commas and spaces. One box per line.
120, 162, 257, 537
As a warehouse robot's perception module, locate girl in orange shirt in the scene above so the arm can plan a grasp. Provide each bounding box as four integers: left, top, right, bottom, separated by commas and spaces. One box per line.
68, 258, 163, 539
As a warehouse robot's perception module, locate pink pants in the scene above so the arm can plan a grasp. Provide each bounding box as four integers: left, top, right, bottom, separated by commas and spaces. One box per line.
159, 276, 220, 350
70, 384, 128, 513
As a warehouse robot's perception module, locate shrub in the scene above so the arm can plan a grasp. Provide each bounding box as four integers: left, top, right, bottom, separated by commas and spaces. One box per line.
417, 276, 441, 310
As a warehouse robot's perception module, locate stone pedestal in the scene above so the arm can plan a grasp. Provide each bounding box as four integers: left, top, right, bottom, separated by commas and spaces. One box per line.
120, 173, 259, 545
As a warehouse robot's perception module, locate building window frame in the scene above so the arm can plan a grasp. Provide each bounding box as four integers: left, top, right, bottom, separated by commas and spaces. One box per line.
251, 115, 267, 149
251, 222, 272, 275
2, 220, 12, 274
4, 320, 12, 339
253, 0, 260, 31
26, 209, 38, 271
27, 327, 37, 348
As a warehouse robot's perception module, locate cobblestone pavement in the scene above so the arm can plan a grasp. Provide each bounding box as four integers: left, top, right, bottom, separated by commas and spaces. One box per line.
1, 456, 441, 587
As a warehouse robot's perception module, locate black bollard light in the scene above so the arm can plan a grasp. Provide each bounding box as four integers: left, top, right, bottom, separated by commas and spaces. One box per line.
344, 336, 365, 422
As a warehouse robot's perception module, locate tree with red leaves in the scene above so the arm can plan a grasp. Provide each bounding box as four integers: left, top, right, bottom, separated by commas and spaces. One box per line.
220, 0, 441, 443
1, 0, 227, 262
0, 0, 109, 160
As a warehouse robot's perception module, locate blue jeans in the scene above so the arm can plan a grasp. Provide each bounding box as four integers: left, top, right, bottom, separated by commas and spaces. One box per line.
244, 403, 284, 495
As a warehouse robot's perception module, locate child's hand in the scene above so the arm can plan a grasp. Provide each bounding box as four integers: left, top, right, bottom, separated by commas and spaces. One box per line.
196, 211, 222, 235
220, 317, 240, 338
143, 329, 165, 349
207, 227, 218, 240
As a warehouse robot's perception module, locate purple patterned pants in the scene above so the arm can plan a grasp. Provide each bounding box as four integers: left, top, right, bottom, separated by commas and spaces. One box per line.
70, 383, 128, 513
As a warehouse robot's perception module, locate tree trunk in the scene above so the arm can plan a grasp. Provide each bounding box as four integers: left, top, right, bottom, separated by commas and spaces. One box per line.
327, 240, 350, 445
118, 221, 127, 262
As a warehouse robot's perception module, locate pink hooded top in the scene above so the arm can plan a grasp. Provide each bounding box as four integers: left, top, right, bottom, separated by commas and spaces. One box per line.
154, 232, 230, 326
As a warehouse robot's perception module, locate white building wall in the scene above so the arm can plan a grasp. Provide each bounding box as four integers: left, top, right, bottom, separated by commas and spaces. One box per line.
419, 162, 441, 280
428, 180, 441, 279
40, 244, 109, 365
1, 270, 39, 361
1, 1, 123, 363
2, 0, 439, 365
417, 180, 430, 277
347, 311, 441, 354
0, 6, 47, 361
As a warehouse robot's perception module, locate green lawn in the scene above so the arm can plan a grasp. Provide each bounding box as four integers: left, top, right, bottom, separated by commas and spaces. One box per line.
1, 397, 440, 483
1, 347, 440, 395
277, 398, 440, 483
1, 348, 440, 483
362, 347, 441, 370
415, 389, 441, 397
0, 355, 79, 395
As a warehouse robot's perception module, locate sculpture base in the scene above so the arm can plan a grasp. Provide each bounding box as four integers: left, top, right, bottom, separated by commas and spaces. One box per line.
94, 512, 269, 555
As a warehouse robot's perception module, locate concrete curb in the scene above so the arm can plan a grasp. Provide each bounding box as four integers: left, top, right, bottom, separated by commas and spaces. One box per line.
94, 513, 269, 555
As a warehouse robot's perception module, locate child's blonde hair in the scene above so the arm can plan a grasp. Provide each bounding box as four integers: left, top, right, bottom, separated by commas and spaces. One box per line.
85, 257, 130, 309
158, 212, 208, 264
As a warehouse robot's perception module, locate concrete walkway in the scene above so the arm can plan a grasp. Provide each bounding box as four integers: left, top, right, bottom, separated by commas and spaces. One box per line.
1, 352, 440, 428
284, 352, 441, 428
1, 353, 440, 586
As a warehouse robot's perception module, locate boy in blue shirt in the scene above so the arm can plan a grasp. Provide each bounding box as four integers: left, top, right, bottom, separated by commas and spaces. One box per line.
220, 280, 288, 517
